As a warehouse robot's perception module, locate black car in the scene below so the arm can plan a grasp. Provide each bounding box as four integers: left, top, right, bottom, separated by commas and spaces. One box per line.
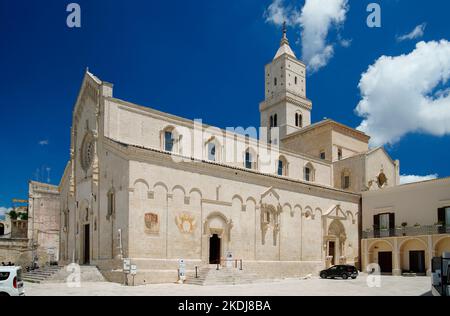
320, 265, 359, 280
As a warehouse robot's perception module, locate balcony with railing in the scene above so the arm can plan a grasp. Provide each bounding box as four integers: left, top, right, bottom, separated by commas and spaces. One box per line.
363, 224, 450, 239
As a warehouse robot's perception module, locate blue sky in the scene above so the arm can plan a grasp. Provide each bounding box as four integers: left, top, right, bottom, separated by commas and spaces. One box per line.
0, 0, 449, 211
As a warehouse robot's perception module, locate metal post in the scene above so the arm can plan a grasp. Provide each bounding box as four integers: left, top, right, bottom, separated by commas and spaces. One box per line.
216, 263, 219, 270
195, 266, 198, 278
240, 259, 243, 271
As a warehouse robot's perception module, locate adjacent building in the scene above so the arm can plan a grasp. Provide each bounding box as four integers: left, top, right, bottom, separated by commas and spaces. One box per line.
361, 177, 450, 275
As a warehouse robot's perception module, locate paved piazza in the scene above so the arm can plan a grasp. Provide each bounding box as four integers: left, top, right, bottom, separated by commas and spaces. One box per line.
24, 275, 430, 296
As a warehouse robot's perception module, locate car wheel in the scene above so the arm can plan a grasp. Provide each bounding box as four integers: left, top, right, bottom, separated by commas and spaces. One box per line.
0, 292, 10, 297
341, 273, 349, 280
351, 276, 357, 279
320, 273, 327, 279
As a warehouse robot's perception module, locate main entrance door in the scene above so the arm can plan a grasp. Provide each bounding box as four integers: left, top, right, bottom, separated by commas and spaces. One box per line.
378, 251, 393, 274
409, 251, 425, 274
209, 234, 221, 264
328, 241, 336, 265
84, 224, 90, 265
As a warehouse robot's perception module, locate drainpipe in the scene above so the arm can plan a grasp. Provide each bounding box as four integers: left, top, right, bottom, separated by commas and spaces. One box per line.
358, 196, 363, 271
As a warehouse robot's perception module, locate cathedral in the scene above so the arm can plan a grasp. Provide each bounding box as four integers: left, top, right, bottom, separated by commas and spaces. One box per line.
58, 27, 399, 284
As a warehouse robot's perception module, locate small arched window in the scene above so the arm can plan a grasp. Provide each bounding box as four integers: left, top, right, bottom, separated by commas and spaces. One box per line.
295, 76, 298, 85
273, 114, 278, 127
206, 138, 219, 162
0, 223, 4, 236
269, 116, 274, 128
304, 163, 315, 182
164, 130, 174, 152
245, 149, 256, 170
277, 156, 288, 176
295, 113, 303, 128
274, 77, 277, 86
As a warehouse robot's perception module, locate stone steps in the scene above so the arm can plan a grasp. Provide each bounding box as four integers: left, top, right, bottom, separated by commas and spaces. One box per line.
184, 266, 262, 286
23, 266, 63, 284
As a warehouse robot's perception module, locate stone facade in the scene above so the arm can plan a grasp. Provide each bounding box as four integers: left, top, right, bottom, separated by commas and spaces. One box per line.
57, 29, 400, 284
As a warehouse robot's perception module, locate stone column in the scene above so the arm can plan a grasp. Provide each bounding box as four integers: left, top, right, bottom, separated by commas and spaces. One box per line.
392, 238, 401, 276
427, 235, 433, 276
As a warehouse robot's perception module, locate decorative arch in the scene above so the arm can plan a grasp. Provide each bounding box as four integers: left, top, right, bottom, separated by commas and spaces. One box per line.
153, 181, 169, 192
171, 185, 186, 196
232, 194, 244, 204
314, 207, 323, 218
398, 237, 428, 251
368, 239, 394, 252
304, 206, 313, 219
434, 236, 450, 256
134, 179, 150, 190
189, 188, 203, 199
246, 197, 257, 205
204, 212, 232, 238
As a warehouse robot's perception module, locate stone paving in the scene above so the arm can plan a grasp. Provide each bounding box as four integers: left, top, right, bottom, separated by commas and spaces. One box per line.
24, 274, 431, 296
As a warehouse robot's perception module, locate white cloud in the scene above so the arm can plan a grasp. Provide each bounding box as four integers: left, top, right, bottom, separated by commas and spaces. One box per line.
39, 140, 49, 146
0, 207, 11, 220
264, 0, 349, 72
297, 0, 349, 72
339, 38, 352, 48
356, 40, 450, 146
397, 23, 426, 42
265, 0, 289, 26
400, 174, 438, 185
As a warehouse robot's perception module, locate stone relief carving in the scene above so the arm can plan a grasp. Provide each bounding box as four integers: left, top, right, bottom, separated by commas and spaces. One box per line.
260, 203, 282, 246
175, 212, 196, 234
144, 212, 160, 235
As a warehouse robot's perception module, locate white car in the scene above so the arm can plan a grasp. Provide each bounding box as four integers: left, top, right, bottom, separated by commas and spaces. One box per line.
0, 266, 25, 296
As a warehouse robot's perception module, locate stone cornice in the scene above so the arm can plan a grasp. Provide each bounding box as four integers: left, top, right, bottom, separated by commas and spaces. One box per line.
102, 137, 361, 204
282, 119, 370, 143
260, 93, 312, 112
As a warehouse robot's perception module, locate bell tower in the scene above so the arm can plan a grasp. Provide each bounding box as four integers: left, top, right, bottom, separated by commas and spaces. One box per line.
260, 23, 312, 143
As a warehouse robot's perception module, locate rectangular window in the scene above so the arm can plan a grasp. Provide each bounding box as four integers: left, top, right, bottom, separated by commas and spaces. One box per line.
164, 131, 174, 152
379, 214, 389, 230
245, 152, 252, 169
305, 168, 311, 182
208, 143, 216, 161
343, 176, 350, 189
277, 160, 283, 176
320, 152, 326, 160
